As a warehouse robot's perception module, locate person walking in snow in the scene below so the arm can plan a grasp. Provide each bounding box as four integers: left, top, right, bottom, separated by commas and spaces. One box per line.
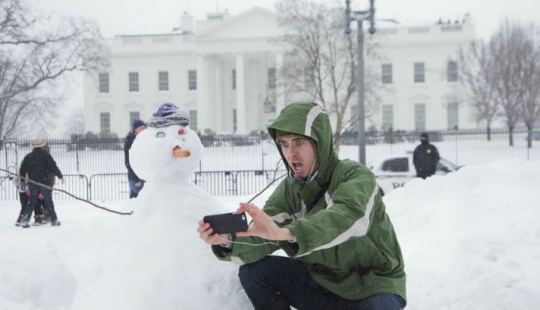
13, 170, 49, 226
413, 132, 440, 179
19, 139, 64, 228
124, 119, 146, 198
198, 102, 406, 310
39, 144, 57, 223
13, 168, 29, 226
14, 143, 56, 226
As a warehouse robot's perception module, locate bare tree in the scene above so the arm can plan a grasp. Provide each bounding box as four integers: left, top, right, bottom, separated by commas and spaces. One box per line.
515, 23, 540, 148
459, 40, 499, 141
64, 107, 85, 136
0, 0, 109, 139
490, 20, 526, 146
273, 0, 380, 151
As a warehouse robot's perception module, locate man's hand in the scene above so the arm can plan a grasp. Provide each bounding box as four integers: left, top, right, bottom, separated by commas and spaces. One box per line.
197, 220, 231, 246
235, 203, 294, 241
60, 178, 65, 185
135, 181, 142, 187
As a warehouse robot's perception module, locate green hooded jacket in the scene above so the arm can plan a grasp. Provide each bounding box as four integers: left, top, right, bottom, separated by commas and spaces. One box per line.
212, 102, 406, 302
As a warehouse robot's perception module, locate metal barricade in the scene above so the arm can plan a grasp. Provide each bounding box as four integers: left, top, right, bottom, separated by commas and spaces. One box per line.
193, 170, 287, 196
89, 173, 129, 201
52, 174, 90, 200
0, 175, 17, 201
1, 170, 287, 201
0, 174, 89, 201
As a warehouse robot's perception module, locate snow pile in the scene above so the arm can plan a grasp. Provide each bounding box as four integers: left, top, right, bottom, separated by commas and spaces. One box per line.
385, 159, 540, 309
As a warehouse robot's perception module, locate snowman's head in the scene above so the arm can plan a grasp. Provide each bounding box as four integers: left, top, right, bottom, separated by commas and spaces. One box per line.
130, 103, 203, 183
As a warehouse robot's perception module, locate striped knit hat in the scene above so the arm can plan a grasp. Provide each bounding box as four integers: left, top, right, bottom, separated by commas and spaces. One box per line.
146, 103, 190, 128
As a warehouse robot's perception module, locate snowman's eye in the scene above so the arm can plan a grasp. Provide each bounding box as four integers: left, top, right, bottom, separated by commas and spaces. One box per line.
156, 132, 166, 138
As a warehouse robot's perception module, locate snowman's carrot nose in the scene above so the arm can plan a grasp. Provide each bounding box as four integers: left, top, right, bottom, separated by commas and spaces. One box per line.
173, 146, 191, 158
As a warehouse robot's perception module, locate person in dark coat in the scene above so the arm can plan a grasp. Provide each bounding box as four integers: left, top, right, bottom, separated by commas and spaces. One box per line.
124, 119, 146, 198
19, 139, 65, 228
13, 169, 49, 226
13, 169, 29, 226
413, 132, 440, 179
39, 144, 56, 223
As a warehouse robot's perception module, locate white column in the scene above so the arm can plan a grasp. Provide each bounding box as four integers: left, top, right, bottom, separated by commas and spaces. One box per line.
235, 53, 246, 134
275, 52, 286, 115
196, 54, 210, 132
215, 61, 223, 132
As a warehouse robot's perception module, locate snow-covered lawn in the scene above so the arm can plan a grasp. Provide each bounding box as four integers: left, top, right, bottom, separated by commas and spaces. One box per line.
0, 159, 539, 309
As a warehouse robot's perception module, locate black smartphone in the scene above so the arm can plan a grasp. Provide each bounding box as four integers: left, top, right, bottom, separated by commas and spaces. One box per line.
203, 212, 249, 235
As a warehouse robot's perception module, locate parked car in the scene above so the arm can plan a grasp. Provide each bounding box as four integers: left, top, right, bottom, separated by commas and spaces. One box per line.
368, 152, 462, 196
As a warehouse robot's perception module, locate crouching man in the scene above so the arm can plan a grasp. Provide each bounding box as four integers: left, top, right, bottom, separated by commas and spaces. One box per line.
198, 102, 406, 310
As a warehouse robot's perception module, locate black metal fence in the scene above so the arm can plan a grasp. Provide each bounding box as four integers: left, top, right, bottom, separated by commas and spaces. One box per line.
1, 127, 539, 201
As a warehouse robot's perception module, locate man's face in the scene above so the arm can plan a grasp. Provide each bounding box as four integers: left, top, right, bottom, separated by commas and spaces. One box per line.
134, 125, 146, 135
277, 135, 317, 179
420, 136, 426, 142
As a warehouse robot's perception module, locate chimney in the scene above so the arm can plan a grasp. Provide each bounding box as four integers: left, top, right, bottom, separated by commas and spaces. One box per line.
181, 12, 194, 34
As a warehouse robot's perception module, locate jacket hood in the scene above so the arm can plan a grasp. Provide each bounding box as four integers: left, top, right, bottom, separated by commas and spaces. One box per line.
268, 102, 338, 185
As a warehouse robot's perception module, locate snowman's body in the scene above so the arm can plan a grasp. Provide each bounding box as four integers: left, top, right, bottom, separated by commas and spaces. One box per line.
111, 123, 251, 309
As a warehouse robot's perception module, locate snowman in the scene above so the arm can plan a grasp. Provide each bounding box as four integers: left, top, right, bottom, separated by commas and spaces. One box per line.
105, 103, 251, 309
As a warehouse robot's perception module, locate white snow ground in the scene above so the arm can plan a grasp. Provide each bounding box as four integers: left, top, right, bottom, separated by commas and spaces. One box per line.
0, 157, 539, 309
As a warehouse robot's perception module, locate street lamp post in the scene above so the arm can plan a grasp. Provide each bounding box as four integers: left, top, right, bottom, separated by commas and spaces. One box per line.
345, 0, 375, 165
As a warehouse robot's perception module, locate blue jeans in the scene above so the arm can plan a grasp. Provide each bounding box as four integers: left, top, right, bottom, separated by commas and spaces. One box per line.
238, 256, 405, 310
129, 179, 144, 198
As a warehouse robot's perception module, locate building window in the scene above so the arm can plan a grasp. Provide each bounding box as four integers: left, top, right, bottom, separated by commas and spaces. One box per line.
447, 102, 459, 129
189, 110, 197, 131
264, 96, 275, 113
304, 66, 315, 88
447, 61, 458, 82
382, 105, 393, 130
268, 68, 276, 88
233, 109, 237, 133
100, 112, 110, 133
381, 64, 392, 84
129, 111, 140, 130
414, 62, 425, 83
98, 73, 109, 93
129, 72, 139, 92
414, 104, 426, 130
232, 69, 236, 90
158, 71, 169, 91
188, 70, 197, 90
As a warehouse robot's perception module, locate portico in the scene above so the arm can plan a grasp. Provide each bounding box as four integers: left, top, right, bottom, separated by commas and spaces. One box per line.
194, 7, 285, 134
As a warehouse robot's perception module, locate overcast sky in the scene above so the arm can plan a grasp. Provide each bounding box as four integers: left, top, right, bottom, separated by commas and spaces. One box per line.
43, 0, 538, 40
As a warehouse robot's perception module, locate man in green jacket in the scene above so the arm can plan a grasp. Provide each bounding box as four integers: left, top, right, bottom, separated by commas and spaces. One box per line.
198, 102, 406, 310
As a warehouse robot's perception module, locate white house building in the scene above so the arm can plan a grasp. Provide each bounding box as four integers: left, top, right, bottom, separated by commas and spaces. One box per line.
83, 6, 477, 136
372, 16, 476, 132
